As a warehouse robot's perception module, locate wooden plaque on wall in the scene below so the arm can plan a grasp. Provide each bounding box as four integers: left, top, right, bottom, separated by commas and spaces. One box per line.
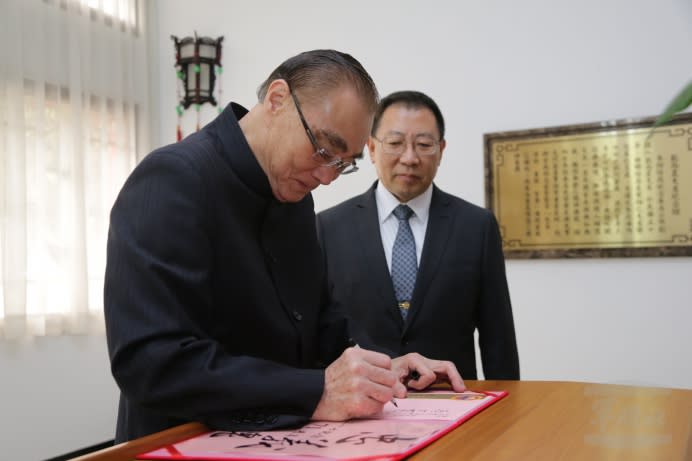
484, 114, 692, 259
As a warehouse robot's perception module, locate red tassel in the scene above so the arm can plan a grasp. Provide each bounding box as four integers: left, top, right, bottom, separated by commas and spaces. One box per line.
177, 125, 183, 142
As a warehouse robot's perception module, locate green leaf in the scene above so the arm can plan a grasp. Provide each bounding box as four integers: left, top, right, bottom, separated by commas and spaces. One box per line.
652, 80, 692, 128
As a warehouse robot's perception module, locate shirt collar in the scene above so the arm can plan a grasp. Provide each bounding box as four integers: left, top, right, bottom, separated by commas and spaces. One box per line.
375, 181, 433, 224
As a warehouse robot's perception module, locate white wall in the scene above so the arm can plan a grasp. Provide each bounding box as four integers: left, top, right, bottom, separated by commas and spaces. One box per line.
3, 1, 690, 460
0, 336, 118, 461
155, 0, 692, 388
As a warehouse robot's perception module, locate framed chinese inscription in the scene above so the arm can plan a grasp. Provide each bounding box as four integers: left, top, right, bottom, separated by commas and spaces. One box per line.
484, 114, 692, 258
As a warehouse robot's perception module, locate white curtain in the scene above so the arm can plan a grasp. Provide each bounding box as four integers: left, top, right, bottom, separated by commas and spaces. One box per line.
0, 0, 150, 338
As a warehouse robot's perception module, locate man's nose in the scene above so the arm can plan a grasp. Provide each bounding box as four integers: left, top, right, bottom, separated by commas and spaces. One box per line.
313, 165, 339, 185
399, 143, 419, 164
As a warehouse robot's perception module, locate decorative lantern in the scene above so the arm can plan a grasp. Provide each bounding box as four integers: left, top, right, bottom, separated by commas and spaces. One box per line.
171, 32, 224, 141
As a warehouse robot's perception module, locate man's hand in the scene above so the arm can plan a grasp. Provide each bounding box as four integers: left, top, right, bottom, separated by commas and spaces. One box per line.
312, 346, 406, 421
391, 353, 466, 391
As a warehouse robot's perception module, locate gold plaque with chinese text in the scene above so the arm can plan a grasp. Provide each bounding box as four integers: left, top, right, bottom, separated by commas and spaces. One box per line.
484, 114, 692, 258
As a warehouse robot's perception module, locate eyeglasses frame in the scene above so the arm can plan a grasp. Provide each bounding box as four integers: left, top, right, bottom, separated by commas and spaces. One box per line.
372, 133, 441, 157
289, 88, 358, 175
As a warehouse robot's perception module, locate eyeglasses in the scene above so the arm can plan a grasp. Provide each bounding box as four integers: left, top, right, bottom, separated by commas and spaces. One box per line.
289, 89, 358, 175
372, 133, 440, 157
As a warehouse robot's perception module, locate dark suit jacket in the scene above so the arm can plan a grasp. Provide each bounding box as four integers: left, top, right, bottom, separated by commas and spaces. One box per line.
105, 103, 351, 442
316, 182, 519, 380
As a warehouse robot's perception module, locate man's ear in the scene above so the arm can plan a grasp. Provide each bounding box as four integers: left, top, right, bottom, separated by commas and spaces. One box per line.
437, 139, 447, 165
263, 79, 290, 114
367, 137, 377, 163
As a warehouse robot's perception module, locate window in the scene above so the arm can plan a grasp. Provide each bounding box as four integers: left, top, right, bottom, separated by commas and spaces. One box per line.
81, 0, 138, 28
0, 0, 150, 338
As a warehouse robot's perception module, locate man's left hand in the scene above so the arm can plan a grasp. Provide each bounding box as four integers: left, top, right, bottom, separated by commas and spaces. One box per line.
391, 353, 466, 392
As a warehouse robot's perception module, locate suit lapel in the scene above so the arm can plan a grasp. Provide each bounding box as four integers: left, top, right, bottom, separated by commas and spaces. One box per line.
404, 186, 454, 331
354, 184, 404, 327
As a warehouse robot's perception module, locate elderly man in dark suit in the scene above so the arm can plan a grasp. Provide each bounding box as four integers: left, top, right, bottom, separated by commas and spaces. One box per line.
105, 52, 465, 443
317, 91, 519, 380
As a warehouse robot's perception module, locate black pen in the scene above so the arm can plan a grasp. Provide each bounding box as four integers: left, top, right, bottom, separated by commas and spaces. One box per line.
348, 339, 398, 407
407, 370, 421, 382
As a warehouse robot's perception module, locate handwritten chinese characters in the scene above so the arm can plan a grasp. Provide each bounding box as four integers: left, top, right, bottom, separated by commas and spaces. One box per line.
138, 391, 503, 460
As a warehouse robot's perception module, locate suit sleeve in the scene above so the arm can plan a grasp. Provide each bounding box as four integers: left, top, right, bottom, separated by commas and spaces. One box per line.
314, 214, 351, 365
315, 212, 393, 358
105, 152, 324, 430
477, 212, 520, 379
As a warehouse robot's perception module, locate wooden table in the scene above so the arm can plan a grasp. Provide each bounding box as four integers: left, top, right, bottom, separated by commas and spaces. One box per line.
72, 380, 692, 461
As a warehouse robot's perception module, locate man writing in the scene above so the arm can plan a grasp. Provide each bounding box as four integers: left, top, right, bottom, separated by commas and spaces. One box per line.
317, 91, 519, 380
104, 51, 464, 443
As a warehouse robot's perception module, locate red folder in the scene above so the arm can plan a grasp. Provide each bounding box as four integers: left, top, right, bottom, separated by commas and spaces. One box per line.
138, 390, 507, 461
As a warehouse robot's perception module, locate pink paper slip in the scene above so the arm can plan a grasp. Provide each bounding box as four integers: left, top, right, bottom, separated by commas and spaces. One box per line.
137, 390, 507, 461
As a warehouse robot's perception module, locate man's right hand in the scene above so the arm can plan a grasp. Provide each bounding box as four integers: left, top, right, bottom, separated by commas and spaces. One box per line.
311, 346, 406, 421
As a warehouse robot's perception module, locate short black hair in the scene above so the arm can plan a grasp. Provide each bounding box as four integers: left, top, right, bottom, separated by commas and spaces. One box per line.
371, 91, 445, 140
257, 49, 379, 113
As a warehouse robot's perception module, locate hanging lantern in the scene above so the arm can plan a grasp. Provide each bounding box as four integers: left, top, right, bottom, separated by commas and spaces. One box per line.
171, 32, 224, 141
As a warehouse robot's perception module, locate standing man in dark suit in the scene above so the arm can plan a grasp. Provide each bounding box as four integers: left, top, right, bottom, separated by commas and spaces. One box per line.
105, 52, 464, 443
317, 91, 519, 380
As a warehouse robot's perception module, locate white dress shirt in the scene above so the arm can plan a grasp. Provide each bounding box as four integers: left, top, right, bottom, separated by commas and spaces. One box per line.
374, 182, 433, 273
